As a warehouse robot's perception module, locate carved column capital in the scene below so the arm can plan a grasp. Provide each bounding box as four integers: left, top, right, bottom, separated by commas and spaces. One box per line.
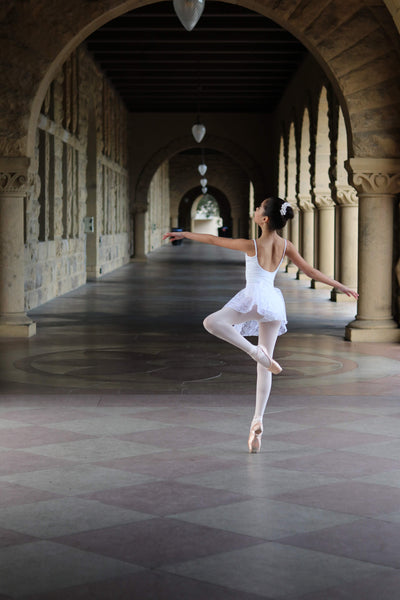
313, 191, 335, 209
345, 158, 400, 195
285, 197, 298, 213
297, 194, 314, 212
336, 185, 358, 207
0, 157, 30, 196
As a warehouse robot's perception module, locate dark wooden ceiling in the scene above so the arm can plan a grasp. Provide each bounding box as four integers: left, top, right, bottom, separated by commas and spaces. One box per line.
86, 1, 308, 113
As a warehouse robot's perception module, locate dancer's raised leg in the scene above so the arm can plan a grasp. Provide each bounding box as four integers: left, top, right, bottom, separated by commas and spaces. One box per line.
203, 306, 279, 371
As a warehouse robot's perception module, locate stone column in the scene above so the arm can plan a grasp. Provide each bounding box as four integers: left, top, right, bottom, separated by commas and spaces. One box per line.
285, 198, 299, 274
312, 191, 335, 289
132, 204, 148, 261
297, 194, 314, 280
331, 185, 358, 302
0, 158, 36, 337
345, 158, 400, 342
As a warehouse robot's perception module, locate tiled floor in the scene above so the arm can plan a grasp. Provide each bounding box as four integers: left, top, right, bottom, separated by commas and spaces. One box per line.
0, 241, 399, 599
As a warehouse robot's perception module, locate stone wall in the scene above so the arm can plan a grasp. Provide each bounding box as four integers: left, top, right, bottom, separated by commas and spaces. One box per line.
24, 46, 129, 309
145, 161, 170, 254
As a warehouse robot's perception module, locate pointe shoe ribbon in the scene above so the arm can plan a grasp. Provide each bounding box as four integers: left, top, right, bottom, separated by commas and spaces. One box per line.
248, 421, 263, 453
254, 345, 282, 374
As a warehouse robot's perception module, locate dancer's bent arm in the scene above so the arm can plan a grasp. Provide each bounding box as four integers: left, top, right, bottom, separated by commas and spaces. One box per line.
163, 231, 254, 254
285, 241, 358, 299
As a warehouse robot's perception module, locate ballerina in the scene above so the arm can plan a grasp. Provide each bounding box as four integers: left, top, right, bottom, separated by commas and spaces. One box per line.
163, 196, 358, 453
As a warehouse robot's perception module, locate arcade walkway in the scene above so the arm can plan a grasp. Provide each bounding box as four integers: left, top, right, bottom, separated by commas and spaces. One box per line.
0, 242, 400, 599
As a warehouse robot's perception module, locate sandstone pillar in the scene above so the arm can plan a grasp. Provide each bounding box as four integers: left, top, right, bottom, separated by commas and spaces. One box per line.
0, 158, 36, 337
285, 198, 298, 274
132, 203, 148, 261
297, 194, 314, 280
345, 158, 400, 342
331, 185, 358, 302
312, 191, 335, 289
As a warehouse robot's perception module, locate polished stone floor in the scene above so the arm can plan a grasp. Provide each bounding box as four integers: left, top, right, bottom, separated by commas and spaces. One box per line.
0, 241, 400, 599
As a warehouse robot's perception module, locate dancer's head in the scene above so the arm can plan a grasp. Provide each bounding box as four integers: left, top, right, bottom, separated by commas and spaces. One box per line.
259, 196, 294, 231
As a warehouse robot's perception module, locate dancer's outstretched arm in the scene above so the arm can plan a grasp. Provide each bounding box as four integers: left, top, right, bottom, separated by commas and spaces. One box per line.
163, 230, 254, 254
285, 241, 359, 299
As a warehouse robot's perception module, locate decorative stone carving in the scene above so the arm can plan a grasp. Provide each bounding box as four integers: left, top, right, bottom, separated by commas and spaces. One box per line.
345, 158, 400, 195
0, 158, 30, 196
0, 172, 28, 194
336, 185, 358, 206
297, 194, 314, 212
314, 192, 335, 209
285, 197, 298, 212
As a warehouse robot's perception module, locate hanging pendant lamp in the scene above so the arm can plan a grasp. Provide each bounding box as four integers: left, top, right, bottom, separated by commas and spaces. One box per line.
198, 163, 207, 176
192, 123, 206, 143
201, 186, 208, 194
200, 178, 207, 187
173, 0, 205, 31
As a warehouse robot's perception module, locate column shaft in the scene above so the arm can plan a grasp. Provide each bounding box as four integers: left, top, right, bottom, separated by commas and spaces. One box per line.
331, 186, 358, 302
345, 158, 400, 342
285, 198, 298, 274
0, 158, 36, 336
312, 192, 335, 289
297, 195, 314, 280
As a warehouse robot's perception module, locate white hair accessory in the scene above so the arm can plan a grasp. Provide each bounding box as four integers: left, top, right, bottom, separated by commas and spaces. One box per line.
280, 201, 291, 216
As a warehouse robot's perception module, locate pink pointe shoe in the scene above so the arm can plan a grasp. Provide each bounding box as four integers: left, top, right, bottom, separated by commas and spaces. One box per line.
248, 421, 263, 453
253, 345, 282, 374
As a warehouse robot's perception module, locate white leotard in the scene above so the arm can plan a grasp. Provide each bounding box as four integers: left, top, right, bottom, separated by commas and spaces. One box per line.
224, 239, 287, 336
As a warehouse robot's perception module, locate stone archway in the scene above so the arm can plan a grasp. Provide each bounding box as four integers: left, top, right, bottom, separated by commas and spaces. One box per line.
178, 186, 232, 233
134, 134, 266, 215
2, 0, 400, 339
1, 0, 400, 160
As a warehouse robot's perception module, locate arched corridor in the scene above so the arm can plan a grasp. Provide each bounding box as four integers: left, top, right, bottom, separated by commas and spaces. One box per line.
1, 0, 400, 342
1, 2, 400, 594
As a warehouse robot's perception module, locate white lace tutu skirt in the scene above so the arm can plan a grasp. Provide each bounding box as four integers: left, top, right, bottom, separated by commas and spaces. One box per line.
224, 283, 287, 337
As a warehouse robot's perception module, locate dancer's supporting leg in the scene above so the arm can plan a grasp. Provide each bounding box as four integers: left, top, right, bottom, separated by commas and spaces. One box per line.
248, 320, 281, 453
252, 320, 281, 424
204, 306, 280, 371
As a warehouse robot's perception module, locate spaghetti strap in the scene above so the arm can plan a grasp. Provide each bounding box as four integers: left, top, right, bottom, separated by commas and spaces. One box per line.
252, 239, 257, 255
277, 239, 287, 269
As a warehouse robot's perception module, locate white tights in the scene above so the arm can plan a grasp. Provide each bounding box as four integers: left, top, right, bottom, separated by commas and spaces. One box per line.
203, 306, 280, 425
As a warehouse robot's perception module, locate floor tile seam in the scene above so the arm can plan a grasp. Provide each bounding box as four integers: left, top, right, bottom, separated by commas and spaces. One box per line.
0, 538, 149, 579
327, 424, 400, 438
0, 476, 164, 496
157, 540, 398, 586
268, 496, 392, 519
339, 443, 400, 459
164, 511, 363, 545
49, 532, 268, 571
147, 569, 273, 600
0, 449, 84, 465
271, 446, 400, 463
163, 515, 269, 546
276, 532, 400, 571
0, 495, 157, 519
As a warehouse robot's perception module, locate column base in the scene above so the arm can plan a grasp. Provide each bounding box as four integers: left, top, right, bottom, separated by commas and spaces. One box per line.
296, 271, 311, 281
130, 256, 147, 263
331, 289, 357, 303
0, 314, 36, 337
345, 319, 400, 342
311, 280, 332, 290
286, 264, 297, 275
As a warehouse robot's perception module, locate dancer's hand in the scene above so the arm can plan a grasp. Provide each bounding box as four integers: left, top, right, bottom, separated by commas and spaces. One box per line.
337, 284, 359, 299
163, 231, 184, 241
